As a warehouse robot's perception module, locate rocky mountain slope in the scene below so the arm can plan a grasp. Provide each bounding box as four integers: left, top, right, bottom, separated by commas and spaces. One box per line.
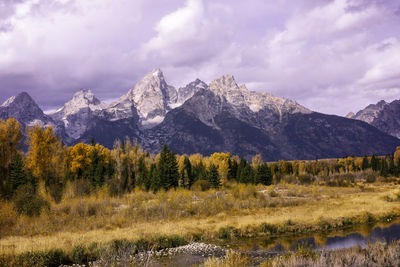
0, 92, 66, 138
348, 100, 400, 139
2, 69, 399, 160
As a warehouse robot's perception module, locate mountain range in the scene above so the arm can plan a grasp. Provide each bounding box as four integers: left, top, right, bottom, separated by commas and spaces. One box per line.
347, 100, 400, 140
1, 69, 399, 161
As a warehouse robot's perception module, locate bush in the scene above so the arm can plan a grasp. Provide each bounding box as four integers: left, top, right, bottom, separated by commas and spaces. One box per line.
70, 244, 87, 264
107, 178, 123, 197
0, 249, 69, 267
191, 179, 211, 191
74, 179, 92, 197
13, 184, 49, 217
366, 173, 377, 183
0, 201, 17, 237
258, 222, 278, 234
297, 174, 314, 185
218, 226, 238, 239
48, 180, 64, 203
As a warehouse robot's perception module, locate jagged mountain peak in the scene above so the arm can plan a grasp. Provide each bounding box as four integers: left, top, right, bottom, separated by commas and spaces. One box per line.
52, 88, 107, 118
107, 68, 177, 126
177, 78, 208, 104
0, 92, 59, 131
209, 74, 239, 92
1, 92, 37, 108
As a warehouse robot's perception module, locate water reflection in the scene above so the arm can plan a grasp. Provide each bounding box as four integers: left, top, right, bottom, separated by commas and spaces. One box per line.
232, 221, 400, 252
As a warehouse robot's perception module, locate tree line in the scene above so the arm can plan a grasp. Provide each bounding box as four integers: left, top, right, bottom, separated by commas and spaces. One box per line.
1, 118, 399, 205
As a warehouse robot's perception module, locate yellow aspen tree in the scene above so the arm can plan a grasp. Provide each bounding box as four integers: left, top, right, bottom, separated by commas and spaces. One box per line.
25, 125, 65, 202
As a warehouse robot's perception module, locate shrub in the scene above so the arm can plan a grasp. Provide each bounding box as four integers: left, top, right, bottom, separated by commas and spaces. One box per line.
0, 201, 17, 237
0, 249, 69, 267
74, 179, 92, 197
191, 179, 211, 191
13, 184, 49, 217
366, 173, 377, 183
218, 226, 238, 239
297, 174, 314, 185
70, 244, 87, 264
258, 222, 278, 234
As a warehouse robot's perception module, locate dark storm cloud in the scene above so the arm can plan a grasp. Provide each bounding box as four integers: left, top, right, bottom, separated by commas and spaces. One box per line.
0, 0, 399, 115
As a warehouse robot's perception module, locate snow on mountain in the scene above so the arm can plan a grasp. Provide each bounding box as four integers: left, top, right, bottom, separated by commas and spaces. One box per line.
0, 92, 54, 127
177, 78, 208, 104
207, 74, 311, 117
49, 89, 107, 139
51, 89, 107, 120
106, 68, 177, 127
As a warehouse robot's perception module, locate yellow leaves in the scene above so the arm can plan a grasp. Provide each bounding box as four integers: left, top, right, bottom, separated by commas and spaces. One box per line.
26, 125, 65, 182
251, 154, 263, 169
68, 143, 112, 179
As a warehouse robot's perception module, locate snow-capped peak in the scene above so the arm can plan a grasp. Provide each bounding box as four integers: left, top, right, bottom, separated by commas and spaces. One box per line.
51, 88, 107, 118
1, 92, 35, 107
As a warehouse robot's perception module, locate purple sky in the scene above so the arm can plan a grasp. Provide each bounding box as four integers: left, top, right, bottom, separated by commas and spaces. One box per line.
1, 0, 400, 115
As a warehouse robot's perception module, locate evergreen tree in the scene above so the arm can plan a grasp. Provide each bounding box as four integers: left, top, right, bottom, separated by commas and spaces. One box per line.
255, 163, 272, 185
167, 149, 179, 189
361, 156, 369, 170
137, 156, 148, 189
371, 155, 378, 171
380, 158, 389, 177
158, 145, 179, 190
389, 156, 397, 176
240, 164, 255, 184
181, 156, 193, 188
227, 158, 238, 181
207, 164, 221, 188
149, 163, 161, 192
236, 158, 247, 181
5, 153, 29, 198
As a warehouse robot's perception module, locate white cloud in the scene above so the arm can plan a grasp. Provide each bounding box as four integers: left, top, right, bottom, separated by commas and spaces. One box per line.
140, 0, 233, 67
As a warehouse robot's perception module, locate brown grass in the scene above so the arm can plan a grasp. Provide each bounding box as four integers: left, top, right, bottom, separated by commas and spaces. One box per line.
1, 182, 400, 255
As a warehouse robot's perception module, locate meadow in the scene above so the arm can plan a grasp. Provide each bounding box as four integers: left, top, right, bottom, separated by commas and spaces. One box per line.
1, 177, 400, 266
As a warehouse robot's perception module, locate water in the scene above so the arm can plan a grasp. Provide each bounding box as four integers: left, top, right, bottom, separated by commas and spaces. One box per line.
151, 221, 400, 266
228, 220, 400, 253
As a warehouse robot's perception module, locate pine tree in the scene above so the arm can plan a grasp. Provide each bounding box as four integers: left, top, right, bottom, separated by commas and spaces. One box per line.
167, 149, 179, 189
380, 158, 389, 177
236, 158, 247, 181
371, 155, 378, 171
255, 163, 272, 185
181, 156, 193, 188
389, 156, 396, 176
149, 163, 161, 192
227, 158, 238, 181
361, 156, 369, 170
208, 164, 220, 188
158, 145, 179, 190
137, 156, 148, 189
240, 164, 255, 184
5, 153, 28, 198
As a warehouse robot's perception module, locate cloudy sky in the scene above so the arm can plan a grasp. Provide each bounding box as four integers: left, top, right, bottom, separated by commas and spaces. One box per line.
0, 0, 400, 115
